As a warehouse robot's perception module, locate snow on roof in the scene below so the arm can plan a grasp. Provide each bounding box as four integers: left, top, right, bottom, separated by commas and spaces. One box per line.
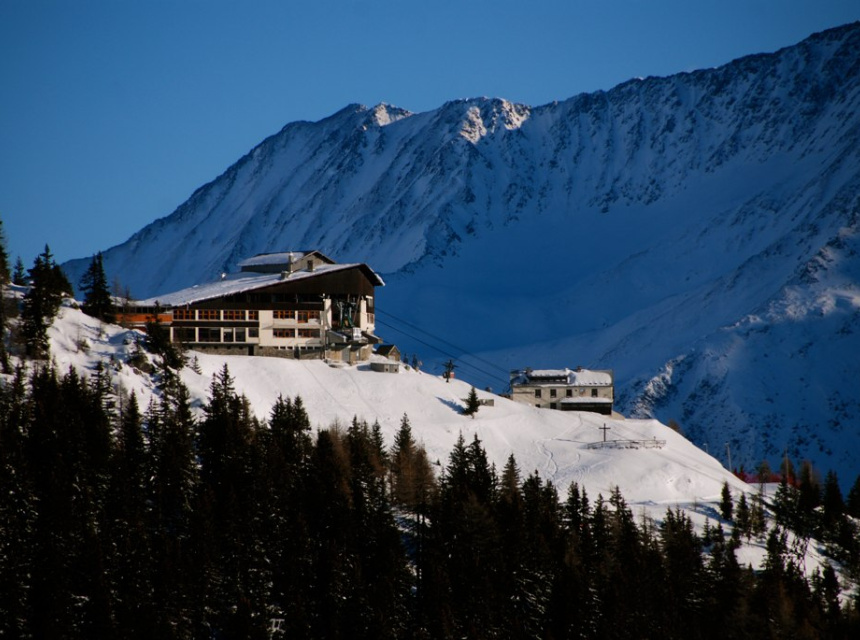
138, 263, 383, 307
236, 250, 335, 270
237, 252, 308, 268
514, 368, 613, 386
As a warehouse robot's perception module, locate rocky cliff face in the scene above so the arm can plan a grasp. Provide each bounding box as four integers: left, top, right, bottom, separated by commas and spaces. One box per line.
66, 23, 860, 480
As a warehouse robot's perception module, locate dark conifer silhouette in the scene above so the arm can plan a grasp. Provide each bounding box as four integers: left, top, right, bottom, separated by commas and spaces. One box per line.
79, 252, 115, 323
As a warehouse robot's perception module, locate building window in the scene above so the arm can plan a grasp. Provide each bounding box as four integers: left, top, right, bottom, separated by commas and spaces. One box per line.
249, 328, 259, 339
274, 309, 294, 320
550, 403, 557, 410
550, 389, 557, 398
566, 389, 573, 397
172, 327, 195, 343
235, 328, 246, 342
534, 389, 542, 399
198, 327, 220, 342
248, 310, 259, 321
297, 329, 319, 338
173, 308, 194, 321
591, 388, 598, 397
274, 328, 294, 339
199, 309, 219, 321
223, 328, 234, 343
223, 309, 245, 321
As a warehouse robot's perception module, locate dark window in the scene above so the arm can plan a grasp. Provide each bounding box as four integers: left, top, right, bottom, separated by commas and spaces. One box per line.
199, 309, 219, 321
550, 389, 557, 398
248, 310, 259, 321
591, 388, 598, 397
249, 328, 259, 339
534, 389, 542, 399
566, 389, 573, 397
198, 328, 220, 342
550, 403, 557, 410
235, 328, 246, 342
223, 309, 245, 321
172, 327, 195, 343
274, 328, 294, 338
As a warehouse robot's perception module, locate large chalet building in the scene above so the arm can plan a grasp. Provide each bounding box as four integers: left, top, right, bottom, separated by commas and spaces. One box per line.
120, 251, 384, 363
510, 367, 615, 415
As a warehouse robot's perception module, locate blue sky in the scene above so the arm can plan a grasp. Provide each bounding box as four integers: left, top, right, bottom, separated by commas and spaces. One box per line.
2, 0, 859, 267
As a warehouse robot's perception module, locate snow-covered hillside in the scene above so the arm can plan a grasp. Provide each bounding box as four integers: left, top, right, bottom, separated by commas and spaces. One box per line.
63, 23, 860, 480
32, 302, 846, 575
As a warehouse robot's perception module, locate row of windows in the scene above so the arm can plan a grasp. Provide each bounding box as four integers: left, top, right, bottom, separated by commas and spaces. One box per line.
173, 309, 260, 322
273, 328, 321, 339
273, 310, 321, 322
534, 388, 600, 399
173, 326, 323, 342
172, 327, 260, 343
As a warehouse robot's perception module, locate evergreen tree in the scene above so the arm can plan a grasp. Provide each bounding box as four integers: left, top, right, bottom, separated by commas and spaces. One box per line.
821, 470, 844, 531
720, 480, 734, 521
0, 272, 9, 373
144, 303, 184, 370
847, 473, 860, 519
20, 245, 71, 358
735, 492, 752, 540
0, 217, 10, 283
462, 386, 480, 418
12, 256, 26, 285
0, 366, 34, 637
390, 413, 419, 507
79, 252, 115, 323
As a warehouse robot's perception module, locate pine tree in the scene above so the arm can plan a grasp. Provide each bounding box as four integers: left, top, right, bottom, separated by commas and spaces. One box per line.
20, 245, 71, 358
390, 413, 418, 508
720, 481, 734, 521
735, 492, 752, 540
0, 217, 10, 284
12, 256, 26, 285
144, 303, 184, 370
847, 474, 860, 518
821, 470, 844, 531
462, 386, 480, 418
79, 252, 115, 323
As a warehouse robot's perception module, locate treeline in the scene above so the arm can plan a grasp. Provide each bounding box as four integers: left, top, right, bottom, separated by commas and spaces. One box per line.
1, 364, 860, 639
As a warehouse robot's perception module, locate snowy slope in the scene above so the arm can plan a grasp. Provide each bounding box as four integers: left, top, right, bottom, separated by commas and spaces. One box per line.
43, 304, 743, 511
35, 303, 841, 574
62, 23, 860, 481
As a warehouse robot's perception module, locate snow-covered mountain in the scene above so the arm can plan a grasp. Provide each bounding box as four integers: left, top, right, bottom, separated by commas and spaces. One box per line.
65, 23, 860, 481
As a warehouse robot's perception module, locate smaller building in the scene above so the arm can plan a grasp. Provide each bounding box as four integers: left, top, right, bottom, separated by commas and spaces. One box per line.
375, 344, 401, 362
370, 360, 400, 374
510, 367, 614, 415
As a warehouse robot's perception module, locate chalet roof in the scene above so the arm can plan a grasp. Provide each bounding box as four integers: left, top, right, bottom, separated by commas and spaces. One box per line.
138, 263, 384, 307
237, 250, 335, 271
511, 368, 613, 387
376, 344, 400, 356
